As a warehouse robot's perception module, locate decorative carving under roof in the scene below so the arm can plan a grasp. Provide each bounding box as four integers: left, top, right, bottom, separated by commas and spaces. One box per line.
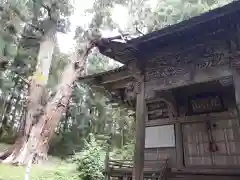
79, 1, 240, 110
145, 43, 232, 81
96, 1, 240, 68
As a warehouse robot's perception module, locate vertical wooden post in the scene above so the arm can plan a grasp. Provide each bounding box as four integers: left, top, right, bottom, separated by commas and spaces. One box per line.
105, 136, 111, 180
232, 68, 240, 106
132, 79, 146, 180
232, 68, 240, 128
175, 122, 184, 169
230, 26, 240, 109
104, 150, 110, 180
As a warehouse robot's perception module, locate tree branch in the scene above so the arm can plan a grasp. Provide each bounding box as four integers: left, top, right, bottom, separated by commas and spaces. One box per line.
136, 27, 144, 35
41, 4, 52, 19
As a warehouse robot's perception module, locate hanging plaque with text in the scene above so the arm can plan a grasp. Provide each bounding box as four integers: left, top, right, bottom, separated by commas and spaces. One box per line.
188, 93, 225, 115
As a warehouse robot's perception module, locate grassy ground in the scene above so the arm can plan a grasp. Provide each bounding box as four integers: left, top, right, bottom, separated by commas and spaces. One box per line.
0, 143, 79, 180
0, 164, 46, 180
0, 163, 79, 180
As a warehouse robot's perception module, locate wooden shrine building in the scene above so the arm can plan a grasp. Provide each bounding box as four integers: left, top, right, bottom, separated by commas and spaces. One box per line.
79, 1, 240, 179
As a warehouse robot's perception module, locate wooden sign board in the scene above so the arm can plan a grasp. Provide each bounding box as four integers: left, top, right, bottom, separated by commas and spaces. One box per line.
187, 93, 225, 115
147, 101, 169, 120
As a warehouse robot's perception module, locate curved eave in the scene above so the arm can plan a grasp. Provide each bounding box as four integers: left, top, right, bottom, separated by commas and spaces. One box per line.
96, 1, 240, 65
78, 66, 136, 110
78, 66, 131, 84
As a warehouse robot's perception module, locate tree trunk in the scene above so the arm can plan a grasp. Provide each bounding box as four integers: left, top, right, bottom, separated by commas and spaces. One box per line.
0, 77, 19, 137
0, 29, 56, 164
62, 103, 70, 133
24, 30, 56, 138
1, 41, 94, 165
0, 85, 27, 160
9, 87, 23, 134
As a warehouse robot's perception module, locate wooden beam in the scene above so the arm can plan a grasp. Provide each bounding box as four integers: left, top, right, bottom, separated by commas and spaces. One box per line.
145, 65, 232, 98
84, 78, 136, 110
79, 66, 134, 85
103, 77, 135, 90
101, 68, 132, 84
126, 60, 142, 80
232, 68, 240, 106
145, 111, 237, 126
132, 78, 145, 180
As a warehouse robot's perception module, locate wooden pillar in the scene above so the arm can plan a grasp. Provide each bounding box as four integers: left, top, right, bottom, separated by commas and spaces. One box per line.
104, 137, 111, 180
175, 122, 184, 169
132, 79, 146, 180
104, 150, 110, 180
165, 93, 183, 169
232, 68, 240, 106
229, 26, 240, 108
232, 68, 240, 124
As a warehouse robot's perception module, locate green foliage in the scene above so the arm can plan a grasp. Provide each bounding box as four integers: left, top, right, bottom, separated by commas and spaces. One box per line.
73, 134, 105, 180
49, 132, 85, 158
121, 0, 234, 34
35, 165, 79, 180
0, 0, 235, 173
0, 143, 79, 180
0, 162, 79, 180
111, 142, 134, 160
47, 47, 69, 88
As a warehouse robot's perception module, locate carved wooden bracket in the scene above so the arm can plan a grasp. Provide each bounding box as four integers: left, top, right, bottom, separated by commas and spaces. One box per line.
123, 82, 138, 105
157, 97, 177, 121
126, 59, 142, 81
146, 93, 177, 122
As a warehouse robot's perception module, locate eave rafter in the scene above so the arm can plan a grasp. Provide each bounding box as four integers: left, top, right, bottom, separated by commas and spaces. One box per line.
78, 66, 137, 110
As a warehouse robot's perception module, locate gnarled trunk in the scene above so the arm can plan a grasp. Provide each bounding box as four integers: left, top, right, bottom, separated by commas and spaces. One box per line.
1, 41, 94, 165
24, 30, 56, 138
0, 29, 56, 164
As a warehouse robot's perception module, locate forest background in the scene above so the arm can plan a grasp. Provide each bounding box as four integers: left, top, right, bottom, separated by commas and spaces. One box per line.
0, 0, 233, 179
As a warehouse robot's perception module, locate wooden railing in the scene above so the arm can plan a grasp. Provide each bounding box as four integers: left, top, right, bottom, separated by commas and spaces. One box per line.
108, 160, 133, 169
104, 159, 170, 180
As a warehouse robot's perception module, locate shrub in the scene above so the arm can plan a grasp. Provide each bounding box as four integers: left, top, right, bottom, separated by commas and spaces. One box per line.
111, 142, 134, 160
73, 134, 105, 180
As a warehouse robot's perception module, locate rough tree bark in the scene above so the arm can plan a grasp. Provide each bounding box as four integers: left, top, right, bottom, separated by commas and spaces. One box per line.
0, 29, 56, 164
24, 29, 56, 139
1, 41, 95, 165
0, 84, 28, 161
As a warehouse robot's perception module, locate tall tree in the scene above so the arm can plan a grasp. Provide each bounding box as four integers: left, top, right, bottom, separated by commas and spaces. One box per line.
12, 40, 94, 165
0, 0, 234, 166
0, 0, 72, 164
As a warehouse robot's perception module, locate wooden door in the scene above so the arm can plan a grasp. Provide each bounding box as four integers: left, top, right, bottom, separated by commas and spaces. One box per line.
211, 118, 240, 166
183, 122, 213, 166
183, 117, 240, 167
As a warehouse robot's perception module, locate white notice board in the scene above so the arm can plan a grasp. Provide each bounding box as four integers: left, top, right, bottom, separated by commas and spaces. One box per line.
145, 125, 175, 148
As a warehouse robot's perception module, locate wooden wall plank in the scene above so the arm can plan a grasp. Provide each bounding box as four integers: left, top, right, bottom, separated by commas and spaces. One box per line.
144, 147, 177, 167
